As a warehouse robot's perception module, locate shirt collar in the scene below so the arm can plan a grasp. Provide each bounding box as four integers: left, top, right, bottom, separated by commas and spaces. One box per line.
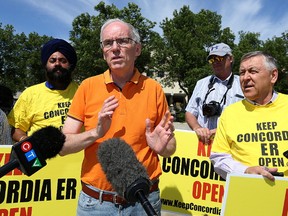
213, 73, 233, 85
103, 68, 141, 85
245, 90, 278, 105
45, 81, 54, 89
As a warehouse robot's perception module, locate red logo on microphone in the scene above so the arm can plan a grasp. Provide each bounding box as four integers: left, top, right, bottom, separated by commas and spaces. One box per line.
21, 142, 32, 152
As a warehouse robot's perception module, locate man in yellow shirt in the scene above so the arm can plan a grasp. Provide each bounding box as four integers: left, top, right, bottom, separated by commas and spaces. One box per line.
8, 39, 78, 141
210, 51, 287, 182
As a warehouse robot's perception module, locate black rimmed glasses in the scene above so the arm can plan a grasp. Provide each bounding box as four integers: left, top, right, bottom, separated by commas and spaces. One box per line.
208, 56, 225, 64
101, 38, 136, 49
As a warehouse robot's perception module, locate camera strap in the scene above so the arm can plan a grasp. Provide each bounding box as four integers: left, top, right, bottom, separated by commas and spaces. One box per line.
202, 75, 216, 105
220, 74, 234, 105
203, 74, 234, 106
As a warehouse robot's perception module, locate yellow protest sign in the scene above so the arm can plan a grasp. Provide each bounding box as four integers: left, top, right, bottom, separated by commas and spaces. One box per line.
0, 130, 224, 216
221, 173, 288, 216
159, 130, 225, 215
0, 146, 83, 216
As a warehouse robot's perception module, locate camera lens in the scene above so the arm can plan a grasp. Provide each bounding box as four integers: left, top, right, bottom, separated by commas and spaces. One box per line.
202, 101, 221, 117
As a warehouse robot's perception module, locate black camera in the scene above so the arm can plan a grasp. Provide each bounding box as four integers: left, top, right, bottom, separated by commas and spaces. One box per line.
202, 101, 221, 117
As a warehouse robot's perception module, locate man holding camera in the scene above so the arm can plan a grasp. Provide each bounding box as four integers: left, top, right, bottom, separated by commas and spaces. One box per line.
185, 42, 243, 144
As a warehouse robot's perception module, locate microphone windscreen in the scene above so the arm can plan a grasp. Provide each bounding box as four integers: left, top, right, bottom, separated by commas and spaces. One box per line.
30, 126, 65, 159
98, 138, 150, 197
1, 126, 66, 177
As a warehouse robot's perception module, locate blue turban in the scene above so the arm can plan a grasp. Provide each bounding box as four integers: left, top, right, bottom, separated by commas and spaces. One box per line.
41, 39, 77, 71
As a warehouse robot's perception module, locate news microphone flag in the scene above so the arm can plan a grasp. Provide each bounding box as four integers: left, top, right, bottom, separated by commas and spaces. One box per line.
0, 126, 65, 178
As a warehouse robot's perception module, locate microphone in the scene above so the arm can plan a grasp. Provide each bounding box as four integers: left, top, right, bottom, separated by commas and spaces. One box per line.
284, 150, 288, 159
0, 126, 65, 178
98, 138, 158, 216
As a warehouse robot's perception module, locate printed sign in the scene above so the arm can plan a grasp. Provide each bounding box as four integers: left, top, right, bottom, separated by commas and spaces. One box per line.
221, 174, 288, 216
0, 130, 225, 216
159, 130, 225, 215
0, 146, 83, 216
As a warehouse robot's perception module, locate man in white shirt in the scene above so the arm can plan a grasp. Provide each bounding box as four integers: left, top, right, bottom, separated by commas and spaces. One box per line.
185, 43, 243, 144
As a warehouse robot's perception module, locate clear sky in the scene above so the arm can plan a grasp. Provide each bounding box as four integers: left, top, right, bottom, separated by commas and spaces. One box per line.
1, 0, 288, 43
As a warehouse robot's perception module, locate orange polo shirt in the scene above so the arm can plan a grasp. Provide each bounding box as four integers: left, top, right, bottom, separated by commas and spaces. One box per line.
68, 69, 168, 191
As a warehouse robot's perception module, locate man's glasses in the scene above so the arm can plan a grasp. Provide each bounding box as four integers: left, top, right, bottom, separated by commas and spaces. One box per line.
101, 38, 136, 49
208, 56, 225, 64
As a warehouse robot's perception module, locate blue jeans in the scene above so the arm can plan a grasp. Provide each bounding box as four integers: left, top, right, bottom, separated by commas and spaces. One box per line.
77, 189, 161, 216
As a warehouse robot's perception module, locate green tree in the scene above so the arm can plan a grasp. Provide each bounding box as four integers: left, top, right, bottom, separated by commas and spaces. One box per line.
2, 2, 288, 97
0, 23, 20, 92
16, 33, 52, 90
156, 6, 235, 97
232, 31, 262, 74
262, 33, 288, 93
0, 22, 52, 93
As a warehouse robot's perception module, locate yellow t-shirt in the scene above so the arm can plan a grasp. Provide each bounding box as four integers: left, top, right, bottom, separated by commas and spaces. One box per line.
8, 81, 78, 136
68, 69, 168, 191
212, 93, 288, 174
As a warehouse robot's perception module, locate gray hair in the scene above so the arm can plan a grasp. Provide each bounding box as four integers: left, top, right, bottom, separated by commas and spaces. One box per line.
240, 51, 278, 72
100, 18, 141, 43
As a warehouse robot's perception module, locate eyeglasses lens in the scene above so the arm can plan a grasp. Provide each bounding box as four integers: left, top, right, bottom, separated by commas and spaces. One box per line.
208, 56, 224, 64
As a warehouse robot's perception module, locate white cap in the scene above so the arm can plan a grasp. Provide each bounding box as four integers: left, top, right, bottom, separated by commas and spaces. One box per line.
207, 43, 232, 59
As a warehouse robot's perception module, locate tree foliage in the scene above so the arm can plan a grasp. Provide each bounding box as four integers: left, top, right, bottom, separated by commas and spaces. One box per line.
0, 23, 52, 93
262, 33, 288, 93
157, 6, 235, 96
0, 2, 288, 98
0, 24, 18, 90
232, 31, 263, 74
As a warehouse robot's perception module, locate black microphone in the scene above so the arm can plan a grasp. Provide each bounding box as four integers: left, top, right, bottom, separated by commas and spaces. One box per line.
283, 150, 288, 159
98, 138, 158, 216
0, 126, 65, 178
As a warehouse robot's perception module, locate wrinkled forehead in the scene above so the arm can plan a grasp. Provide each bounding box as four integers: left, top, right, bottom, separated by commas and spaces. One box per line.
240, 56, 267, 73
240, 56, 263, 67
102, 21, 131, 39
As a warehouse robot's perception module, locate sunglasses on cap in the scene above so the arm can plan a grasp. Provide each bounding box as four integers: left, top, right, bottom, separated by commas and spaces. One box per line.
208, 56, 225, 64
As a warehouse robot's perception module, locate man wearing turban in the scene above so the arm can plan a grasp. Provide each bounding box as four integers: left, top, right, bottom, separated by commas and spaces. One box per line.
8, 38, 78, 141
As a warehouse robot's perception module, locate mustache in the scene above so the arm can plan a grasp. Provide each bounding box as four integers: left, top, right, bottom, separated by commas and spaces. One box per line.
46, 65, 72, 83
51, 65, 69, 73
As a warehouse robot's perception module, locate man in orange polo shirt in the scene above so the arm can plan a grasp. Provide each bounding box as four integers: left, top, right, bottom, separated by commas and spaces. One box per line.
60, 18, 176, 215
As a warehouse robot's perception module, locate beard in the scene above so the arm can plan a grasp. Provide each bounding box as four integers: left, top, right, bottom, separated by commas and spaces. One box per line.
46, 65, 72, 84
